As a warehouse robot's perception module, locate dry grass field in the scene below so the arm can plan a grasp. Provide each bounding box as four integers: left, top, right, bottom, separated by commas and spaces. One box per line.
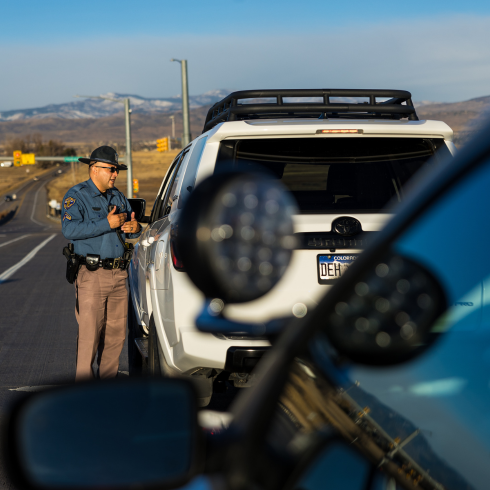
46, 150, 180, 215
0, 165, 53, 197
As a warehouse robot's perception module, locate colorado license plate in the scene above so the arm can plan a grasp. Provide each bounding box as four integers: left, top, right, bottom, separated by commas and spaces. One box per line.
318, 254, 359, 284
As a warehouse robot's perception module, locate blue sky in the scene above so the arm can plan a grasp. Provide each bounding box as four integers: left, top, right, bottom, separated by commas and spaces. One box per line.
1, 0, 490, 111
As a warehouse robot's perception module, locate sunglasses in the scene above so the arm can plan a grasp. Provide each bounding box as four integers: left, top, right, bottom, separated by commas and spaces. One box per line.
94, 166, 120, 174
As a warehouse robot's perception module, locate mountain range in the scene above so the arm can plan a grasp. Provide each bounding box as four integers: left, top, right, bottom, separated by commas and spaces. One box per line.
0, 90, 230, 121
0, 92, 489, 148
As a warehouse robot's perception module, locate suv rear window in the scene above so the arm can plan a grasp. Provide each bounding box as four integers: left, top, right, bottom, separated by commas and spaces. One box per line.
216, 138, 451, 213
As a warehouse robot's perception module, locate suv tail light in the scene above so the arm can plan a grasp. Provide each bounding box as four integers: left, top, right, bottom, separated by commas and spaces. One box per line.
170, 224, 186, 271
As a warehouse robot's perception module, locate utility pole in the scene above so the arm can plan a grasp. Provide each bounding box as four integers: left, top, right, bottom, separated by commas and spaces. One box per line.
170, 115, 175, 138
74, 94, 133, 198
170, 59, 191, 147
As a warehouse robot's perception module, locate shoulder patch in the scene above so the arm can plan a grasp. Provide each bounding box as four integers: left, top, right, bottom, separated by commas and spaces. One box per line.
63, 212, 72, 221
64, 197, 76, 209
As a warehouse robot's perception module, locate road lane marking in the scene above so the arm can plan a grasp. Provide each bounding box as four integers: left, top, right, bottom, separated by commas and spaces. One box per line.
31, 181, 48, 226
0, 234, 31, 249
0, 234, 56, 284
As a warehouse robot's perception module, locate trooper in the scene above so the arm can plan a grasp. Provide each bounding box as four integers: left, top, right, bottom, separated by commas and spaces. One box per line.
61, 146, 142, 381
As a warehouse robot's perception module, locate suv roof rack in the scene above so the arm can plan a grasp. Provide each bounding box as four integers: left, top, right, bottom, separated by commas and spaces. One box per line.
203, 89, 418, 133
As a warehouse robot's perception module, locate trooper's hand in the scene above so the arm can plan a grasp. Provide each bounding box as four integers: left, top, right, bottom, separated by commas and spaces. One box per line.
121, 212, 141, 234
107, 206, 127, 229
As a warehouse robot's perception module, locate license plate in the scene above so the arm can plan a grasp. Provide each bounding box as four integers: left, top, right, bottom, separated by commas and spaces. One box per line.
318, 254, 359, 284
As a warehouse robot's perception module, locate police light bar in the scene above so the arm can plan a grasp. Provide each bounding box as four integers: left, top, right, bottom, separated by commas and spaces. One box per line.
316, 129, 364, 134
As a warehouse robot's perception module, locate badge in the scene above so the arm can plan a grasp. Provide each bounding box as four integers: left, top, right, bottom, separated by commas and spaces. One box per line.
63, 212, 72, 221
114, 153, 119, 163
64, 197, 76, 209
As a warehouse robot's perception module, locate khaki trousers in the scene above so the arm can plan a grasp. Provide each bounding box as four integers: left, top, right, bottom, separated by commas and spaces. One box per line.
74, 265, 128, 381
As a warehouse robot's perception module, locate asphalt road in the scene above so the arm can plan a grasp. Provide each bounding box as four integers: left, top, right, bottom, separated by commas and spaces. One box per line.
0, 172, 237, 488
0, 172, 129, 488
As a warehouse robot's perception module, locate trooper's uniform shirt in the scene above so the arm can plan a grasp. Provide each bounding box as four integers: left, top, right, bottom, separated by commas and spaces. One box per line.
61, 178, 141, 258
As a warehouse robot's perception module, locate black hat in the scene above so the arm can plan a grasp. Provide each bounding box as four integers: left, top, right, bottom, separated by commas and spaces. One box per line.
79, 146, 128, 170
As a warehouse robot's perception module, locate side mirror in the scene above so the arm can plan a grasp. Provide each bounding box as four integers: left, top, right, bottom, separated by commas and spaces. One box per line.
322, 252, 447, 366
4, 378, 203, 490
128, 198, 150, 223
176, 171, 298, 304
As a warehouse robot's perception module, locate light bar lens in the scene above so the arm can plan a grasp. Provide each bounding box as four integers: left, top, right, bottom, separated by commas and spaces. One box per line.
316, 129, 363, 134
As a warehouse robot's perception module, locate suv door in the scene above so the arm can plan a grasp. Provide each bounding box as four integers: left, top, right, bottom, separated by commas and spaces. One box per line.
149, 150, 188, 289
136, 152, 184, 325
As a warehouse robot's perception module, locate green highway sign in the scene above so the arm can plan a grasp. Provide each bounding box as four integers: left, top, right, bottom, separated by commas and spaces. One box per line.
64, 156, 80, 162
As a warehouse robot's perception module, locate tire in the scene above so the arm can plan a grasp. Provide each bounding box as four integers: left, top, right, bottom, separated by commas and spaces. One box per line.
148, 315, 161, 376
128, 297, 143, 376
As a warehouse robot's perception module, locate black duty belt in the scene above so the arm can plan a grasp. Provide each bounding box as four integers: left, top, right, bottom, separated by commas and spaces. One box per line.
79, 255, 129, 270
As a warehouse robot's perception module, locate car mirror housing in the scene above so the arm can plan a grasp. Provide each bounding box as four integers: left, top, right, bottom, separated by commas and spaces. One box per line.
128, 198, 148, 223
4, 378, 203, 490
177, 171, 298, 304
323, 251, 447, 366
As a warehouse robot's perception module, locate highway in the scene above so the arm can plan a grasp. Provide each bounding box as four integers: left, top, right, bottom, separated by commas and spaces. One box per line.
0, 171, 128, 488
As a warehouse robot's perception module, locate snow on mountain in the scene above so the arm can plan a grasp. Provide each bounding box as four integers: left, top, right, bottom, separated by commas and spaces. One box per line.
0, 90, 231, 121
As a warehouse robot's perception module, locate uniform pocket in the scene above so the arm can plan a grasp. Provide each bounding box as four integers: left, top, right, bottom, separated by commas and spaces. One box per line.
76, 265, 87, 285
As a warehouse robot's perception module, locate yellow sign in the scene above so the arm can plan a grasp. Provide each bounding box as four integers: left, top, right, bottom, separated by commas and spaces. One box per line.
21, 153, 35, 165
133, 179, 139, 193
156, 137, 169, 152
13, 150, 22, 166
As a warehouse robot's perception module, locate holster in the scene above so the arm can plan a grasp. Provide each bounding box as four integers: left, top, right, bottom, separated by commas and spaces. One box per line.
117, 229, 134, 270
63, 243, 80, 284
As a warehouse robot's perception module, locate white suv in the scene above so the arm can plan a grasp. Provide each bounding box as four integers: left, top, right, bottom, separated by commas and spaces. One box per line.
128, 89, 455, 405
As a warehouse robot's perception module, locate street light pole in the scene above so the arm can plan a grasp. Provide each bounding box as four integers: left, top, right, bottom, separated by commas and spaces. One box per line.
170, 59, 191, 147
74, 95, 133, 198
124, 98, 133, 198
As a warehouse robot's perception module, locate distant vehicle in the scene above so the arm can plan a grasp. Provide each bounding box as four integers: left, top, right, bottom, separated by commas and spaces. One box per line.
1, 161, 13, 167
4, 195, 13, 202
33, 177, 39, 181
57, 169, 63, 174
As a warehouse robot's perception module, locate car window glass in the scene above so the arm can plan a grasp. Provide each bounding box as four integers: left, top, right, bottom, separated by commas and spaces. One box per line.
150, 153, 182, 222
178, 137, 208, 209
215, 138, 451, 214
290, 443, 371, 490
159, 154, 185, 219
338, 157, 490, 490
263, 357, 407, 490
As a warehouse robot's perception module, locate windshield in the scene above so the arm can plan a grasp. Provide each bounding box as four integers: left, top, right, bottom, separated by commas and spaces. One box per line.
216, 137, 452, 214
335, 157, 490, 490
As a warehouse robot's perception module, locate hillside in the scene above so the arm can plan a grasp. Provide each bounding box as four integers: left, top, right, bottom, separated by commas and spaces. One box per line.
0, 107, 209, 151
0, 91, 229, 121
0, 94, 489, 151
416, 95, 490, 146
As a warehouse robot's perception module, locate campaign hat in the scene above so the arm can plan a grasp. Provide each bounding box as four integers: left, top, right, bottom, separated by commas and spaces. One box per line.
79, 146, 128, 170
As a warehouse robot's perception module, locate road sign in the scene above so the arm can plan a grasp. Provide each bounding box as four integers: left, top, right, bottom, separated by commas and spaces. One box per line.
21, 153, 35, 165
156, 137, 169, 152
13, 151, 22, 166
133, 179, 139, 194
64, 156, 80, 162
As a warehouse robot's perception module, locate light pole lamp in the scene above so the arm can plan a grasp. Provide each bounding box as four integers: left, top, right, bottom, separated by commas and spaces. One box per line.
170, 59, 191, 147
74, 95, 133, 198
